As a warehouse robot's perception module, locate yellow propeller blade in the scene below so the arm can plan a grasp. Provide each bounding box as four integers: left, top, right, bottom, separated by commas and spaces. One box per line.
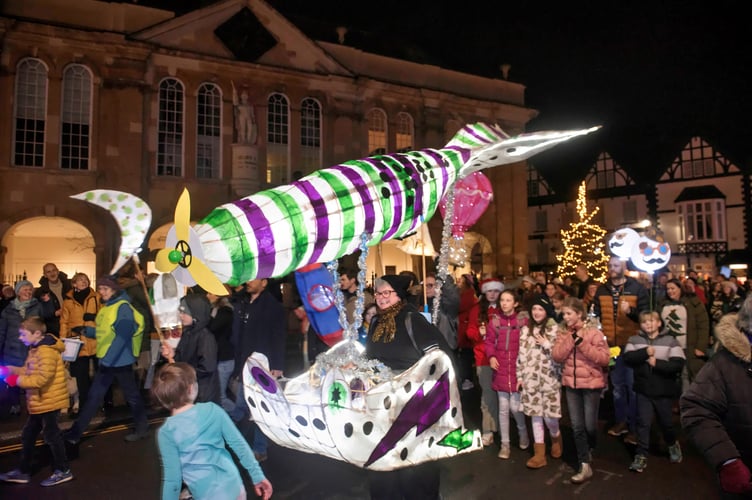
174, 188, 191, 243
155, 248, 179, 273
187, 256, 228, 296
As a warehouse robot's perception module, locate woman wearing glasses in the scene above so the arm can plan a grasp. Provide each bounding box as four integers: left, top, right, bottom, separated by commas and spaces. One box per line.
365, 274, 451, 499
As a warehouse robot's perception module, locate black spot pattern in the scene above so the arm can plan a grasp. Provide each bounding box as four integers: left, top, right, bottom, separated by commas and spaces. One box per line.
260, 401, 270, 413
313, 418, 326, 430
429, 436, 435, 447
363, 421, 374, 435
246, 397, 256, 408
296, 415, 308, 426
383, 396, 392, 409
404, 381, 412, 393
344, 422, 354, 437
451, 407, 458, 418
400, 448, 408, 460
429, 364, 437, 376
289, 429, 300, 438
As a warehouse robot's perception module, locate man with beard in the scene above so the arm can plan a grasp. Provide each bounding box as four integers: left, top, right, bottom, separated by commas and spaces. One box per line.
594, 255, 649, 446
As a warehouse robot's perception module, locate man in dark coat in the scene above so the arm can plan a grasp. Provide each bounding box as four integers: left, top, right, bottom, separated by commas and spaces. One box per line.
681, 297, 752, 498
34, 263, 72, 335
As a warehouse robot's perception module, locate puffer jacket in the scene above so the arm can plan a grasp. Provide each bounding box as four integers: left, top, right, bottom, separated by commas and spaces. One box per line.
60, 287, 101, 357
483, 310, 527, 392
15, 334, 69, 414
680, 313, 752, 472
174, 293, 220, 404
623, 329, 685, 398
594, 277, 650, 347
552, 322, 610, 389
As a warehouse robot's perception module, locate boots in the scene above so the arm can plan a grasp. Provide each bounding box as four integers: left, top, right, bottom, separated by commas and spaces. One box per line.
570, 462, 593, 484
550, 433, 563, 459
526, 443, 547, 469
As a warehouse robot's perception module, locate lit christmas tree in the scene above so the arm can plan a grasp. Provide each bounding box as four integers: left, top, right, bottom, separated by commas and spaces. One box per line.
556, 181, 609, 282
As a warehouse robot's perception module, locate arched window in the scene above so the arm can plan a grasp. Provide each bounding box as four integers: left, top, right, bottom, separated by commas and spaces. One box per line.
157, 78, 184, 176
395, 112, 413, 152
14, 58, 48, 167
267, 93, 289, 184
366, 108, 387, 155
61, 64, 92, 170
299, 98, 321, 176
196, 83, 222, 179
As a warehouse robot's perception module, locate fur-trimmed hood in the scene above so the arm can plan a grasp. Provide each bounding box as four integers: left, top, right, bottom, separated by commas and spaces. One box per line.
714, 313, 752, 363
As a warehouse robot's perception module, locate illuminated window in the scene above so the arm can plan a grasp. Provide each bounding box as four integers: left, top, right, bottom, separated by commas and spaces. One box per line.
157, 78, 184, 176
61, 64, 92, 170
395, 112, 413, 152
677, 199, 725, 242
267, 93, 289, 184
300, 98, 321, 175
196, 83, 222, 179
367, 108, 387, 155
14, 58, 47, 167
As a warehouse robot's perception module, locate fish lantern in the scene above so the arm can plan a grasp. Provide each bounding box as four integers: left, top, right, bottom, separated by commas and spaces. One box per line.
608, 228, 640, 261
439, 171, 493, 238
630, 236, 671, 274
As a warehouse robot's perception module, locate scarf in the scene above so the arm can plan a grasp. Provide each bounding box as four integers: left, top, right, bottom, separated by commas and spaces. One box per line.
11, 297, 34, 318
371, 302, 405, 344
73, 288, 90, 306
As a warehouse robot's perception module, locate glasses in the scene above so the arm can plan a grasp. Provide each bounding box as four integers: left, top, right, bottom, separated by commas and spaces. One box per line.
375, 289, 397, 298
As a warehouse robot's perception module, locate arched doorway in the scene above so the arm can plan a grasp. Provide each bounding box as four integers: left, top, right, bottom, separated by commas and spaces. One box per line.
2, 217, 96, 285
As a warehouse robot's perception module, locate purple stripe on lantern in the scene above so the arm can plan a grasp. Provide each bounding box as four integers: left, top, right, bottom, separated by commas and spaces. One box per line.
294, 179, 329, 263
392, 154, 424, 219
234, 197, 276, 279
444, 145, 472, 163
330, 165, 377, 235
364, 157, 404, 240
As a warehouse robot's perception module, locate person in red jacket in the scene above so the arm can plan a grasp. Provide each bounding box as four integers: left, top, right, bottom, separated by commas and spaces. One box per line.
553, 297, 610, 485
466, 278, 503, 448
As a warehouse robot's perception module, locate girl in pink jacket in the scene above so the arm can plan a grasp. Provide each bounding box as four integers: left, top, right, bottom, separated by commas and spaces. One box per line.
552, 296, 610, 485
484, 289, 530, 459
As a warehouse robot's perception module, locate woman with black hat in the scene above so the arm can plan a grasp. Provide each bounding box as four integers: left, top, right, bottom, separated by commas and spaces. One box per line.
517, 295, 563, 469
365, 274, 451, 499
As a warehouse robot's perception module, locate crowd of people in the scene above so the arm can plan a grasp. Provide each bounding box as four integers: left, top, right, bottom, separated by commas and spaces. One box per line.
0, 257, 749, 498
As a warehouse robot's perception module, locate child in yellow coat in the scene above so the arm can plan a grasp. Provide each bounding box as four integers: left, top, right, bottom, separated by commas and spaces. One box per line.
0, 316, 73, 487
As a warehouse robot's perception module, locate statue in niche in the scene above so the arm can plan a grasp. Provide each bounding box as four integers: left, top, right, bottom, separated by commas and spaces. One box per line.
232, 81, 257, 145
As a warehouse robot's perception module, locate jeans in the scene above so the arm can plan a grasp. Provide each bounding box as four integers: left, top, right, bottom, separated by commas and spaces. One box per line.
610, 354, 636, 431
498, 391, 527, 445
565, 387, 601, 464
635, 393, 676, 456
20, 410, 67, 473
68, 364, 148, 441
216, 359, 236, 412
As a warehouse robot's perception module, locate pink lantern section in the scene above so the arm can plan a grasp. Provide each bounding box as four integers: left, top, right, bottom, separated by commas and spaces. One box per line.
439, 172, 494, 237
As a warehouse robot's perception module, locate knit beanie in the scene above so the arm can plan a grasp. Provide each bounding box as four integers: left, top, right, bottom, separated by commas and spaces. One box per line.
14, 280, 34, 295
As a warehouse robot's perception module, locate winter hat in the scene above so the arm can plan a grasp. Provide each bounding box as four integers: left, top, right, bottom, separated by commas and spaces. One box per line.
480, 278, 504, 294
378, 274, 412, 300
96, 276, 121, 291
530, 294, 556, 318
178, 297, 193, 317
521, 275, 536, 285
14, 279, 34, 295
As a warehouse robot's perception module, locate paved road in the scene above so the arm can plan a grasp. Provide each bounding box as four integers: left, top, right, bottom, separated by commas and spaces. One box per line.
0, 385, 720, 500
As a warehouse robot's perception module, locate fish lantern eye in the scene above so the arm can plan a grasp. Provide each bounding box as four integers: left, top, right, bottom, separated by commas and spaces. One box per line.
659, 243, 669, 255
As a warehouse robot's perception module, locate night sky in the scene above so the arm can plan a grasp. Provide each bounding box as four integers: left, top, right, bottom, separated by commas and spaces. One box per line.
139, 0, 752, 194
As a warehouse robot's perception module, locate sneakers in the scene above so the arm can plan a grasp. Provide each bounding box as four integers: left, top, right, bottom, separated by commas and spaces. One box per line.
607, 422, 628, 436
0, 468, 30, 484
668, 442, 683, 463
497, 443, 511, 459
570, 462, 593, 483
461, 379, 475, 391
624, 432, 638, 446
629, 454, 647, 473
40, 469, 73, 487
124, 430, 150, 442
481, 433, 494, 447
